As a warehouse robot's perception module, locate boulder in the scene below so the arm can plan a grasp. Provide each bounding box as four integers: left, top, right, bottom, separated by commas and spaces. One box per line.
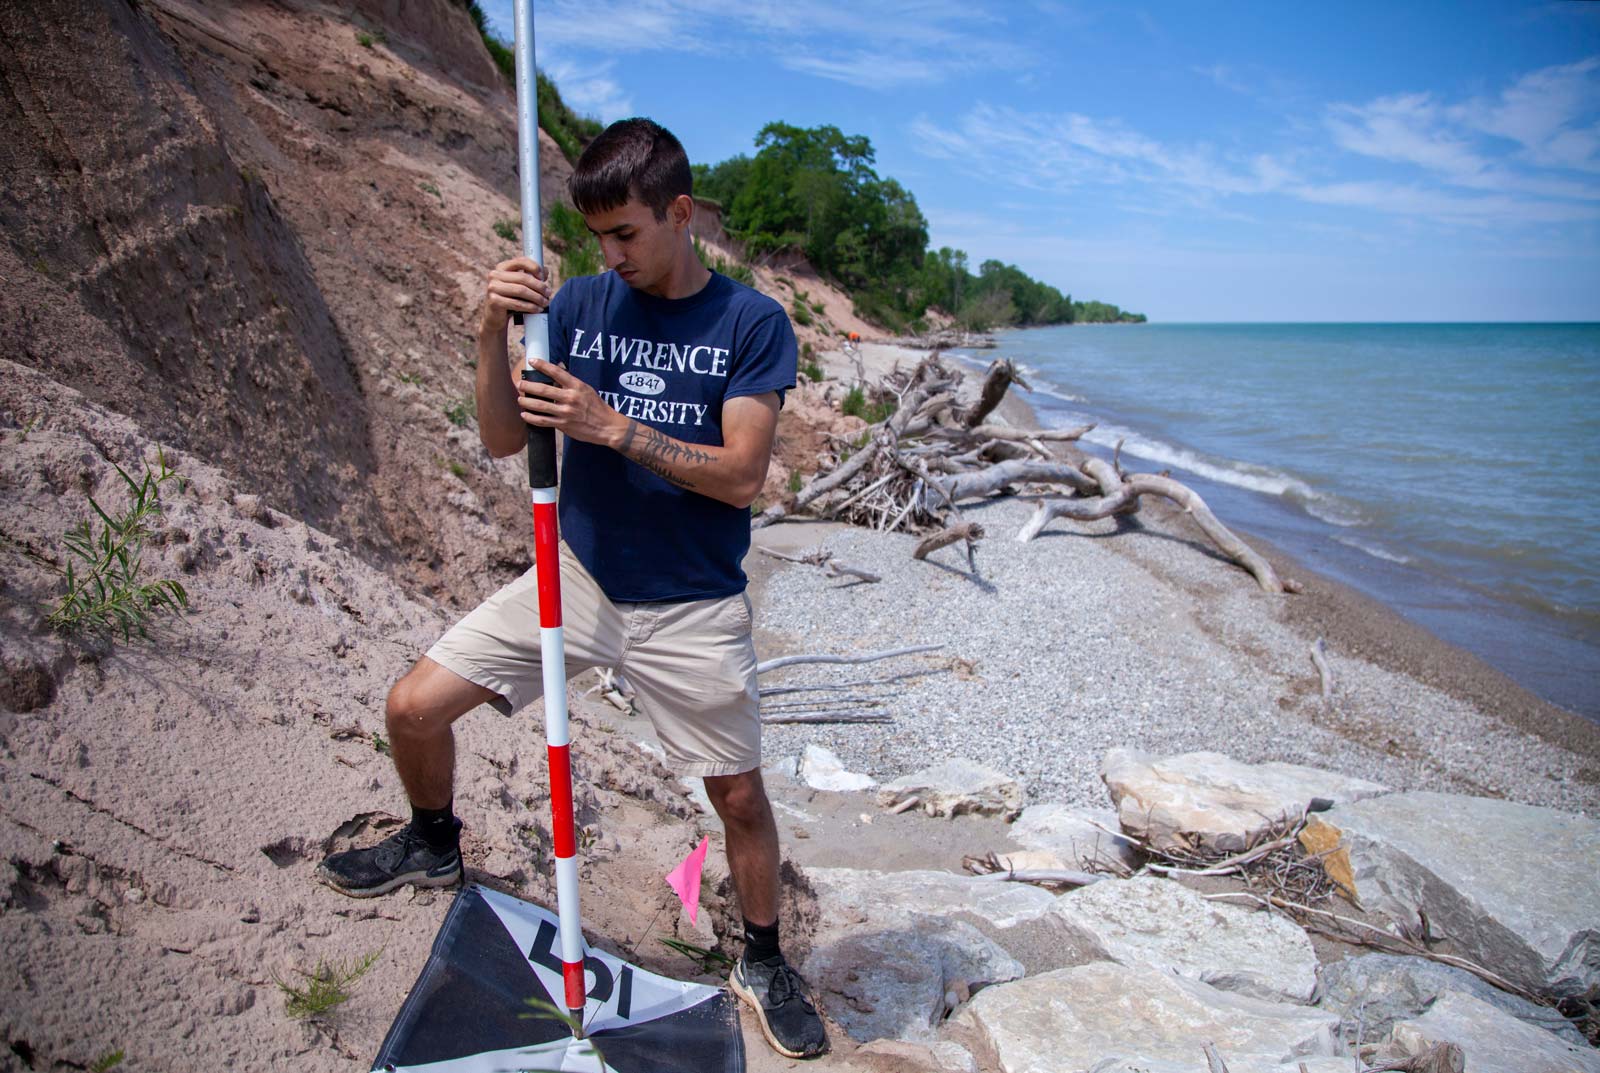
876, 758, 1023, 819
1051, 876, 1320, 1004
803, 867, 1076, 973
1319, 953, 1586, 1046
1101, 748, 1389, 852
952, 962, 1342, 1073
798, 744, 877, 792
1324, 791, 1600, 997
800, 867, 1072, 1042
1007, 803, 1139, 873
1388, 990, 1600, 1073
803, 918, 1022, 1045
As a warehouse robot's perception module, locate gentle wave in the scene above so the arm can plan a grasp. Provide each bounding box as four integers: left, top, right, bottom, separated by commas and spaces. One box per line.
1068, 421, 1368, 526
1333, 534, 1414, 565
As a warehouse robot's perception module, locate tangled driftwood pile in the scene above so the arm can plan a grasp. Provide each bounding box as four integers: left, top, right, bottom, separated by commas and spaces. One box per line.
757, 354, 1287, 592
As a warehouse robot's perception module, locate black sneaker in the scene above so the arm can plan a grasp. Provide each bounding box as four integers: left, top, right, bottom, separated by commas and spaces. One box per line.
729, 954, 829, 1059
315, 822, 461, 898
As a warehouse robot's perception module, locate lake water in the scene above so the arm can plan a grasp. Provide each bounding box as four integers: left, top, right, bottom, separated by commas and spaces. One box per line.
966, 322, 1600, 720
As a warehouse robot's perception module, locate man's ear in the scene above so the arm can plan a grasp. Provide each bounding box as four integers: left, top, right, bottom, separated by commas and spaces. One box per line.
672, 193, 694, 231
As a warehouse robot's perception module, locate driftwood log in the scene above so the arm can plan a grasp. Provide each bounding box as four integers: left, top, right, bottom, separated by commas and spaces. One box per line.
758, 352, 1285, 592
961, 358, 1029, 428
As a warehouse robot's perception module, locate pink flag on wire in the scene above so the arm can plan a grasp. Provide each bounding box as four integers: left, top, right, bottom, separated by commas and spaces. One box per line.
665, 836, 710, 925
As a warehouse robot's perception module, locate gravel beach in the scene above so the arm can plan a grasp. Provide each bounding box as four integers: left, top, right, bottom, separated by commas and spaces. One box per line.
745, 345, 1600, 815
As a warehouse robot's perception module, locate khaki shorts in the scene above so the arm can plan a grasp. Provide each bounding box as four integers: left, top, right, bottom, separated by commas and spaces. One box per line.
426, 543, 760, 777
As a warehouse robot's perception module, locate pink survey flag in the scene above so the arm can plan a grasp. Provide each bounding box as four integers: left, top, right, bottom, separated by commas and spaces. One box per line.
665, 836, 710, 925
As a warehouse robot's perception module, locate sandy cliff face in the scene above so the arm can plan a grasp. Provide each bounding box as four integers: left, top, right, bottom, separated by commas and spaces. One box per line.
1, 0, 580, 609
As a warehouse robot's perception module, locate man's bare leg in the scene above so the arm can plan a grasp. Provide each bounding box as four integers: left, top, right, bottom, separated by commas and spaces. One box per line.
703, 769, 780, 925
317, 657, 500, 897
385, 656, 502, 809
707, 768, 829, 1057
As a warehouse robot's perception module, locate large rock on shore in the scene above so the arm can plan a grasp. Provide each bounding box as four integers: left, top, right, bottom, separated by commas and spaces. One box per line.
876, 759, 1024, 819
1387, 990, 1600, 1073
952, 962, 1342, 1073
1007, 803, 1139, 873
1051, 876, 1320, 1004
1101, 749, 1389, 852
800, 868, 1073, 1041
1323, 791, 1600, 997
1320, 953, 1586, 1045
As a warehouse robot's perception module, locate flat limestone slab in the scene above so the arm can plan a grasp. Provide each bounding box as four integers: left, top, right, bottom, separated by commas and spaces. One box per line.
1101, 748, 1389, 852
1008, 803, 1139, 873
804, 867, 1064, 947
1051, 876, 1320, 1004
1389, 990, 1600, 1073
876, 759, 1024, 819
1325, 791, 1600, 997
952, 962, 1341, 1073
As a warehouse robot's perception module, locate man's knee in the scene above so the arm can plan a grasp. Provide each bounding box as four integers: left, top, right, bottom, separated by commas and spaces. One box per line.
703, 770, 772, 827
385, 668, 454, 740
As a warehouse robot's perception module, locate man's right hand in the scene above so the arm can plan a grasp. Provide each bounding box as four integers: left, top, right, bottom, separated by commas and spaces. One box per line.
481, 257, 551, 333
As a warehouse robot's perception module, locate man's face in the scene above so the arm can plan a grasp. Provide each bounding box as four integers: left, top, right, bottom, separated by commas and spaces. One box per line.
583, 195, 688, 296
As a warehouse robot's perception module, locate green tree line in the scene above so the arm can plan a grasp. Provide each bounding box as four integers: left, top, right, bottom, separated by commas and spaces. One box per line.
695, 122, 1145, 331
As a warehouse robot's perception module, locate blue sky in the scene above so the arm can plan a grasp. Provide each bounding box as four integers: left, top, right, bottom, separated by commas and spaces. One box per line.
481, 2, 1600, 322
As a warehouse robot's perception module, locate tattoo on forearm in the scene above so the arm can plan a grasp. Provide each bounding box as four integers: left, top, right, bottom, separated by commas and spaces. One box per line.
620, 421, 713, 489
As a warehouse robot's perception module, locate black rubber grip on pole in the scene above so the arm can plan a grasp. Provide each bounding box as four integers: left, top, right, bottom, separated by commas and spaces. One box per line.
522, 367, 558, 489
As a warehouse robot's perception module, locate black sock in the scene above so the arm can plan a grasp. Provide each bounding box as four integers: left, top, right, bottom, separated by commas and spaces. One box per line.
742, 917, 782, 964
412, 802, 459, 851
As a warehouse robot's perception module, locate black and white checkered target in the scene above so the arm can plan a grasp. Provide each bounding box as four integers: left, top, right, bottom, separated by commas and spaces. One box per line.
371, 886, 744, 1072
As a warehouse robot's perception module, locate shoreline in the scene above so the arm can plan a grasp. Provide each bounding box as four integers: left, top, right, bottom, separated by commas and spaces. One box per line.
755, 341, 1599, 809
966, 324, 1599, 725
936, 341, 1599, 736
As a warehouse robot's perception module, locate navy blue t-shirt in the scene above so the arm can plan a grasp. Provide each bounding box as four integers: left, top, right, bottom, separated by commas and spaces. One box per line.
544, 270, 797, 602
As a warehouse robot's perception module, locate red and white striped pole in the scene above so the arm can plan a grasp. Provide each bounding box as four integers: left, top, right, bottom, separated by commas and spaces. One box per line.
513, 0, 586, 1032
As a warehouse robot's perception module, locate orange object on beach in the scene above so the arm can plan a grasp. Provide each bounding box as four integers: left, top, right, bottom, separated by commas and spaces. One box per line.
848, 331, 860, 342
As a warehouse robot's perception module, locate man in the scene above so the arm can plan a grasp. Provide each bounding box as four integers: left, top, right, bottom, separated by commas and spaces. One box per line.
315, 118, 829, 1060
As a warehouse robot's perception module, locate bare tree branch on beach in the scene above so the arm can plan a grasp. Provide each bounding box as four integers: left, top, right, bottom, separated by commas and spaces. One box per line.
755, 352, 1286, 592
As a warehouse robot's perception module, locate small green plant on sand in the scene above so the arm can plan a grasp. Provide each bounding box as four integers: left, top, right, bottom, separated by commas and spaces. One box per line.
659, 936, 735, 973
90, 1050, 125, 1072
791, 301, 813, 328
355, 30, 374, 48
276, 950, 380, 1022
840, 387, 894, 423
787, 470, 803, 494
444, 396, 476, 427
371, 731, 390, 755
397, 370, 422, 386
48, 450, 189, 641
493, 218, 519, 243
446, 460, 468, 479
419, 180, 442, 202
801, 362, 824, 382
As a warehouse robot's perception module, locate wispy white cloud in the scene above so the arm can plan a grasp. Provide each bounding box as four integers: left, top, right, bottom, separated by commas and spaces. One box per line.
909, 57, 1600, 228
540, 58, 634, 122
500, 0, 1022, 90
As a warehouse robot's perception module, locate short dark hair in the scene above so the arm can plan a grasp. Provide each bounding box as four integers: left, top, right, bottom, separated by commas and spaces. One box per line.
569, 118, 693, 221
